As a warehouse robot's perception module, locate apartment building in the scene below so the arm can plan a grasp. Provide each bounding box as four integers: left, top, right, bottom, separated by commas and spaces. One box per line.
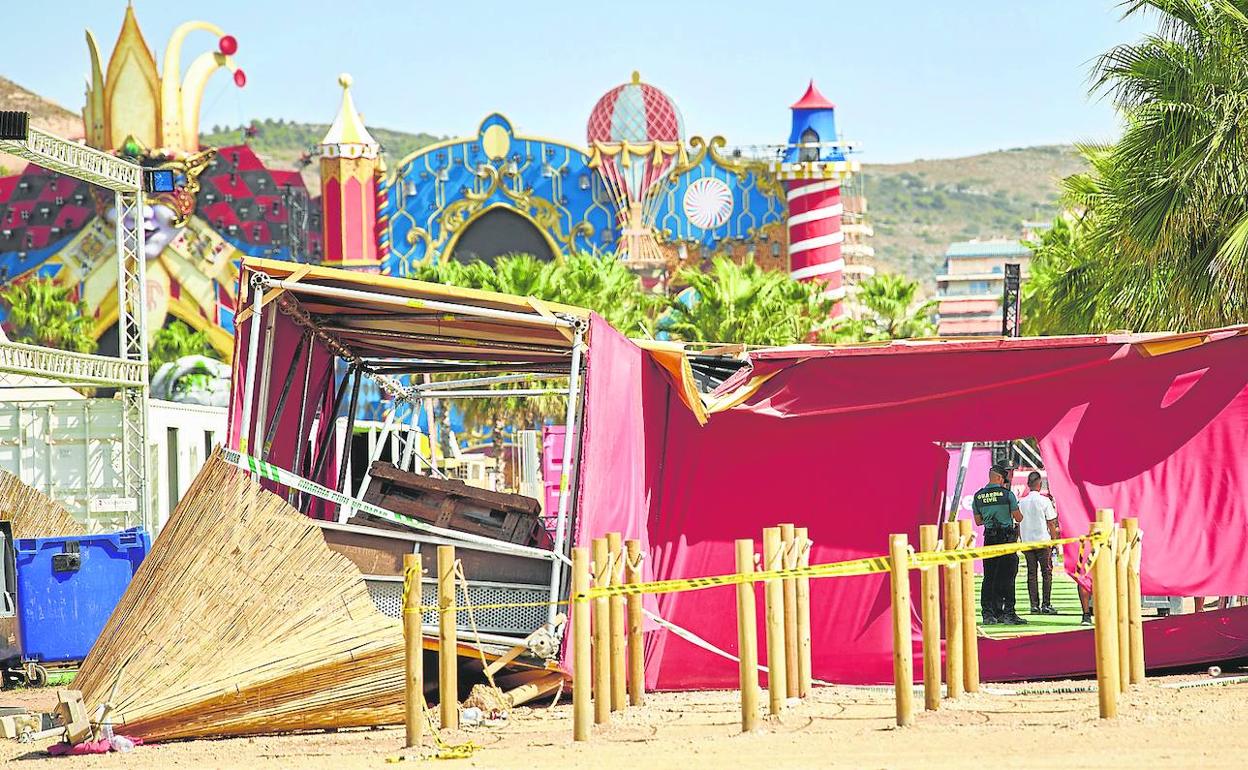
936, 240, 1031, 336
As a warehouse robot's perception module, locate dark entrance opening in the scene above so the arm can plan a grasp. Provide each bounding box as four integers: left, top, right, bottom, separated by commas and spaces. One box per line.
450, 207, 556, 265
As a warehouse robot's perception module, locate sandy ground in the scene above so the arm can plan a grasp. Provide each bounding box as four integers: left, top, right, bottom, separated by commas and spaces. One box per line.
3, 673, 1246, 769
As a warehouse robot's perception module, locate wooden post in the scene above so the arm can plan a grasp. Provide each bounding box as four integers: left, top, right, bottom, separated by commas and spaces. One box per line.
795, 526, 813, 699
1115, 525, 1130, 693
735, 538, 760, 733
571, 546, 591, 741
403, 553, 423, 748
607, 532, 627, 711
591, 537, 611, 725
942, 521, 963, 700
762, 526, 787, 715
889, 533, 914, 727
1124, 518, 1145, 685
437, 545, 458, 731
958, 518, 980, 693
779, 523, 800, 699
1092, 510, 1119, 719
625, 538, 645, 707
918, 525, 940, 711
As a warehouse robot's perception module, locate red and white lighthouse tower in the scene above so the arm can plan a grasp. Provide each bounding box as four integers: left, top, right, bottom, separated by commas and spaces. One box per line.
775, 81, 857, 318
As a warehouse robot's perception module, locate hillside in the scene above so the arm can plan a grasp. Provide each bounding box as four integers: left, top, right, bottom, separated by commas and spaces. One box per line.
0, 76, 82, 174
861, 145, 1087, 281
200, 119, 444, 188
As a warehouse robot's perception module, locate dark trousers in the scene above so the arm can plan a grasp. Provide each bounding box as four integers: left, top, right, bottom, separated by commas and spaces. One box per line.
981, 527, 1019, 618
1024, 547, 1053, 608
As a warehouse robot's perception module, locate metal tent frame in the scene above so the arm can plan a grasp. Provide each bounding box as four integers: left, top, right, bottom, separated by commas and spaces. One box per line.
235, 258, 591, 627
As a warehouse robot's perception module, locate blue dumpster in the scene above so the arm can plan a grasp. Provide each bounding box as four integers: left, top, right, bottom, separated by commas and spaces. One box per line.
14, 528, 150, 664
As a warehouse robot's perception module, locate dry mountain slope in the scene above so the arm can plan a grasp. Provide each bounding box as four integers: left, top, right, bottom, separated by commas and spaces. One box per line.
861, 145, 1087, 280
0, 76, 83, 173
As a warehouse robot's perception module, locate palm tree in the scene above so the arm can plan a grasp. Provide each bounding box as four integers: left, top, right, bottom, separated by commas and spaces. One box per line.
842, 274, 936, 341
0, 279, 97, 353
1045, 0, 1248, 331
149, 320, 218, 374
549, 252, 660, 337
661, 255, 839, 345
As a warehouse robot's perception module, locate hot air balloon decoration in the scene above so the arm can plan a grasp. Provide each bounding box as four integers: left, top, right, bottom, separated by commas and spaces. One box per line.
586, 72, 686, 265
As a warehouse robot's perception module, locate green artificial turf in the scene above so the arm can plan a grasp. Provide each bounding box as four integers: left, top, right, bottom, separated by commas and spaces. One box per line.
975, 556, 1088, 637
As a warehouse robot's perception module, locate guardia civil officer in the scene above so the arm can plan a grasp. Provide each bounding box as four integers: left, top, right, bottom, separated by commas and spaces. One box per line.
973, 465, 1026, 625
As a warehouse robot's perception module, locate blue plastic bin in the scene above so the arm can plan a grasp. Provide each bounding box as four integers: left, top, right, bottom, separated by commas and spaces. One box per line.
14, 528, 150, 664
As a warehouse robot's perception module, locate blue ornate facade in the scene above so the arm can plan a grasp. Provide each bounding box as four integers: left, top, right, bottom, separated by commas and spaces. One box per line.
380, 117, 791, 277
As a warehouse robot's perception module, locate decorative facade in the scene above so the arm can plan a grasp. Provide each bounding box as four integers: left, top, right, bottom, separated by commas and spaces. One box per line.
0, 7, 873, 367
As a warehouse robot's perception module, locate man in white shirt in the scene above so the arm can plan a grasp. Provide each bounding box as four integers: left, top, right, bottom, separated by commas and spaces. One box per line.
1018, 471, 1059, 615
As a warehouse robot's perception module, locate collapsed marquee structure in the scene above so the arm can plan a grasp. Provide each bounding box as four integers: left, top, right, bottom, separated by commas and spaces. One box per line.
221, 257, 1248, 695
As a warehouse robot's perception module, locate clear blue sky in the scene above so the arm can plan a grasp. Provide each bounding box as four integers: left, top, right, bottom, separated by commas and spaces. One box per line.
4, 1, 1152, 163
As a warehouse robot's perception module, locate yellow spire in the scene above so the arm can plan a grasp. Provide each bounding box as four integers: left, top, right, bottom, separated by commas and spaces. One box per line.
320, 73, 379, 158
102, 2, 160, 151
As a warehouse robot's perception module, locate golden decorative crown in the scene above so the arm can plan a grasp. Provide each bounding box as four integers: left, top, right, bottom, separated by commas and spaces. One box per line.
83, 3, 244, 159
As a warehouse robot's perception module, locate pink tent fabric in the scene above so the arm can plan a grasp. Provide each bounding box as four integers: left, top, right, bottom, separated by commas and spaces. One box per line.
571, 318, 1248, 687
227, 291, 341, 517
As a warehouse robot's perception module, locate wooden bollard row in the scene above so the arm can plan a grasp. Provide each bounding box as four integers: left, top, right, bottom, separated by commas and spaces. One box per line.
572, 526, 815, 741
399, 544, 460, 747
761, 524, 814, 724
572, 533, 646, 741
1091, 509, 1147, 717
885, 510, 1147, 730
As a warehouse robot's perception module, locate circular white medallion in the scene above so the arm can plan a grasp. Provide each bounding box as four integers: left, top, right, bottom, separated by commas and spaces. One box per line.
682, 177, 734, 229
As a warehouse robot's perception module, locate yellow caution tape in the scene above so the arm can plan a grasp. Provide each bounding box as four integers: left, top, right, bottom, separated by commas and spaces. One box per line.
581, 554, 893, 600
407, 599, 569, 614
396, 532, 1111, 612
909, 532, 1104, 570
580, 531, 1107, 601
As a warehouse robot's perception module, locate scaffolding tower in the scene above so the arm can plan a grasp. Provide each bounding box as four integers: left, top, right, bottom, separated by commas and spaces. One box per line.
0, 116, 150, 528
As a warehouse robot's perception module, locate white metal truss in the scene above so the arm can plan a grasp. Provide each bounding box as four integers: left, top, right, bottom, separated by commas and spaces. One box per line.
0, 125, 143, 190
0, 123, 149, 529
114, 190, 149, 526
0, 340, 144, 387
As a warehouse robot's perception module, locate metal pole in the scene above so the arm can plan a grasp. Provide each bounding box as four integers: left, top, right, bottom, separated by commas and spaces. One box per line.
308, 362, 353, 495
260, 330, 307, 461
345, 402, 400, 523
336, 367, 363, 495
547, 321, 585, 623
413, 372, 565, 391
423, 375, 439, 474
239, 274, 266, 456
286, 334, 316, 481
266, 278, 575, 329
410, 389, 565, 399
946, 441, 973, 522
399, 397, 420, 471
253, 310, 277, 458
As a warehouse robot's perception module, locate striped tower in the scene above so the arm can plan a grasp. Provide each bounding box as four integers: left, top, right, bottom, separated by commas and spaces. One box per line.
775, 81, 855, 318
787, 178, 844, 306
